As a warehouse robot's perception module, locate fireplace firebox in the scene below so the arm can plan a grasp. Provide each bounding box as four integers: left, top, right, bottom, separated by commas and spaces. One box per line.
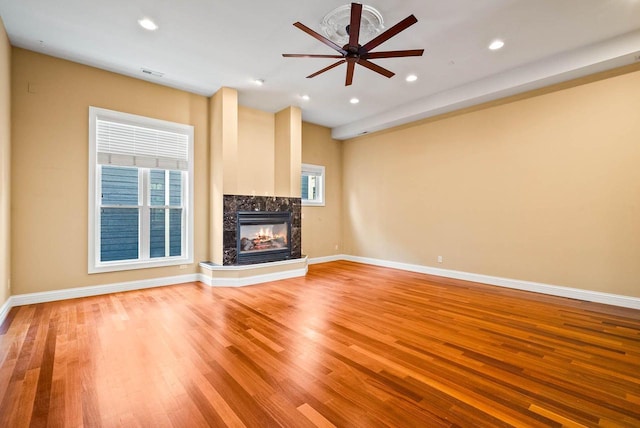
236, 211, 292, 265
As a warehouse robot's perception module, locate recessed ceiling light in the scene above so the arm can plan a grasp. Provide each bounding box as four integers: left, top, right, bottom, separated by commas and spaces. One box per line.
350, 98, 360, 104
301, 94, 310, 101
253, 79, 265, 86
489, 39, 505, 50
406, 74, 418, 82
138, 18, 158, 31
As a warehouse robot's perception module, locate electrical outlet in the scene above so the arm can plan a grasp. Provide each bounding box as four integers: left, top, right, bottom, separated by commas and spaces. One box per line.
437, 256, 443, 263
179, 264, 188, 270
7, 279, 10, 292
334, 244, 339, 250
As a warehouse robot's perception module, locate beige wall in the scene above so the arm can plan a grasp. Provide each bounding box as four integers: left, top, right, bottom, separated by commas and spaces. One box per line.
7, 45, 639, 299
301, 122, 343, 258
0, 18, 10, 307
343, 68, 640, 297
237, 106, 275, 196
11, 49, 209, 294
214, 102, 300, 200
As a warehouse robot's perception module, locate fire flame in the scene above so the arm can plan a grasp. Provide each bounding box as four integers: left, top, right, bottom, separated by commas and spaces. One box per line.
258, 227, 272, 238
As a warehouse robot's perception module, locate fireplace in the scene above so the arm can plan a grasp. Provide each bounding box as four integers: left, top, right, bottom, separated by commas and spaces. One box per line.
236, 211, 292, 265
222, 195, 301, 265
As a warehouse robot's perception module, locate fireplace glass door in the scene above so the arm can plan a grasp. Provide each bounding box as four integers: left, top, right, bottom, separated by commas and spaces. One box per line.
236, 212, 291, 264
239, 223, 288, 253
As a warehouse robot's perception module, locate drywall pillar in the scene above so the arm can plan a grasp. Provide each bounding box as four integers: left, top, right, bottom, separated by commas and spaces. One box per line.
209, 87, 238, 264
274, 106, 302, 197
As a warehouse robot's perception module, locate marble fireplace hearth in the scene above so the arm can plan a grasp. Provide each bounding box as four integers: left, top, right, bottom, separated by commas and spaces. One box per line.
222, 195, 302, 266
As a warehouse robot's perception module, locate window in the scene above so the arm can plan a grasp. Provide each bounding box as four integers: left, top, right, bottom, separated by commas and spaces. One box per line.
88, 107, 194, 273
301, 163, 325, 206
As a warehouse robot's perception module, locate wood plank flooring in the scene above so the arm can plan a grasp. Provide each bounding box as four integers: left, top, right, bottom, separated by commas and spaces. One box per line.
1, 261, 639, 427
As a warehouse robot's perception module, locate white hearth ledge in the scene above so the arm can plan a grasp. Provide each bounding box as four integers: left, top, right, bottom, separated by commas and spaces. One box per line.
199, 256, 308, 287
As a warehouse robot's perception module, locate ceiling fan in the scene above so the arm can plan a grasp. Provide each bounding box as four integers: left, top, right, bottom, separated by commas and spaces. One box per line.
283, 3, 424, 86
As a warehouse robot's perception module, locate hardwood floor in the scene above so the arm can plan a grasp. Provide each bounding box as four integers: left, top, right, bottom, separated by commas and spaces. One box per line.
1, 261, 639, 427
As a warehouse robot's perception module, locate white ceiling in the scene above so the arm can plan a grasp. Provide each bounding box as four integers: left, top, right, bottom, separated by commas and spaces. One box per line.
1, 0, 639, 139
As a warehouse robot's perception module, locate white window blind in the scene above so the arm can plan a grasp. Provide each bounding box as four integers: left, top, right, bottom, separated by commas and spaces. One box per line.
96, 119, 189, 171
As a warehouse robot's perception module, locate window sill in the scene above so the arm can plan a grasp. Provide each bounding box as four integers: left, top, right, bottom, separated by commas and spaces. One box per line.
89, 256, 193, 274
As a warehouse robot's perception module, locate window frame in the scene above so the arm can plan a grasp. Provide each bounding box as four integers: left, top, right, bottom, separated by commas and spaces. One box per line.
301, 163, 325, 207
88, 107, 194, 273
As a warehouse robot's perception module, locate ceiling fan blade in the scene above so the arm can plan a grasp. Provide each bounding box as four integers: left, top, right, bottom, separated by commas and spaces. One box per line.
283, 54, 345, 58
307, 59, 346, 78
364, 49, 424, 59
357, 59, 395, 78
345, 60, 356, 86
348, 3, 363, 49
361, 15, 418, 52
293, 22, 347, 55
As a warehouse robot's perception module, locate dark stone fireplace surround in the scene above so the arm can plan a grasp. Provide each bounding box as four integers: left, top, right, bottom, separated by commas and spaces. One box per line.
223, 195, 302, 265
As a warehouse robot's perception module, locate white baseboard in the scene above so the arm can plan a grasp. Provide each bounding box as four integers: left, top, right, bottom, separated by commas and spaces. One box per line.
308, 255, 344, 265
199, 267, 308, 287
339, 255, 640, 310
1, 254, 637, 328
1, 263, 308, 325
0, 266, 308, 326
0, 296, 13, 327
9, 274, 201, 307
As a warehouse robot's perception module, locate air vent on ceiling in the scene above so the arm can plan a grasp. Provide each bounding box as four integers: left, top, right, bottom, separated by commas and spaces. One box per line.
141, 68, 164, 77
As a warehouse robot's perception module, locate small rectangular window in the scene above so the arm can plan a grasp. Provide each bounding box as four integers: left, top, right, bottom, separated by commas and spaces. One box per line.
301, 163, 325, 206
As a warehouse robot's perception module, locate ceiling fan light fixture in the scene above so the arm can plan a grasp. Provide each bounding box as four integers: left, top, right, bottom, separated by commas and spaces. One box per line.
320, 4, 384, 45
